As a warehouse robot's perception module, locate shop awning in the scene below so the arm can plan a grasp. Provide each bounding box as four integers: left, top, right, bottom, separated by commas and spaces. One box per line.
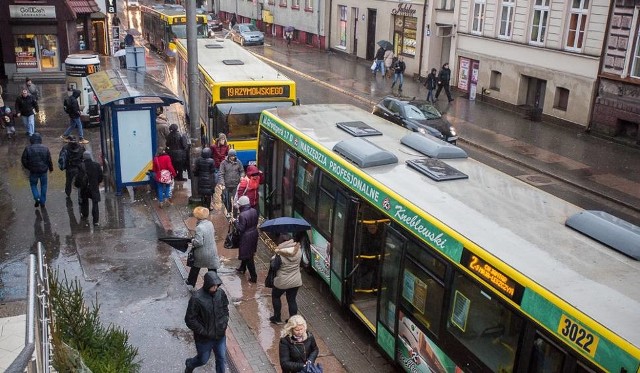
67, 0, 101, 16
87, 69, 183, 107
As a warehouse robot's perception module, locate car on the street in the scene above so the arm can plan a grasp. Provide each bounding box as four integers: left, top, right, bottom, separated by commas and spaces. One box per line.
208, 13, 223, 34
229, 23, 264, 46
372, 96, 458, 144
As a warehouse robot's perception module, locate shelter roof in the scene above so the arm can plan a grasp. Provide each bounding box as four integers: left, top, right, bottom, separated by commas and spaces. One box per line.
87, 69, 183, 107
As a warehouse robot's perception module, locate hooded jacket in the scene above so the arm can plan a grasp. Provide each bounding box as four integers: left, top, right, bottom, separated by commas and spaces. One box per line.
235, 204, 259, 260
21, 133, 53, 174
192, 218, 220, 270
235, 165, 264, 207
79, 151, 103, 201
194, 147, 216, 195
67, 90, 81, 119
185, 272, 229, 341
59, 141, 85, 171
218, 154, 244, 188
274, 239, 302, 290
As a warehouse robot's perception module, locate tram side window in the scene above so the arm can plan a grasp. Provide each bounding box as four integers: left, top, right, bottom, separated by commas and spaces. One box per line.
529, 335, 565, 373
295, 158, 318, 222
406, 240, 446, 280
401, 259, 444, 335
379, 230, 404, 333
447, 272, 523, 372
282, 150, 296, 217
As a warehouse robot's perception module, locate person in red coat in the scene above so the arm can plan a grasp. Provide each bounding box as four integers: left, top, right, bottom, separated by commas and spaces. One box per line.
152, 147, 176, 208
210, 133, 229, 170
235, 165, 264, 211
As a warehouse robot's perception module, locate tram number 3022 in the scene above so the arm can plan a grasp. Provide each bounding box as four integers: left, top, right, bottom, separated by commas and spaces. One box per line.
557, 314, 599, 357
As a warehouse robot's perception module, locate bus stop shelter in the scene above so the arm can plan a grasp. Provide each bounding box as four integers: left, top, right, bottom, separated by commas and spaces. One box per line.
87, 69, 183, 195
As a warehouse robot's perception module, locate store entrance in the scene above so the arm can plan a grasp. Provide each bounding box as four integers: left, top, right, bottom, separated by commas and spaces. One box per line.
14, 34, 60, 72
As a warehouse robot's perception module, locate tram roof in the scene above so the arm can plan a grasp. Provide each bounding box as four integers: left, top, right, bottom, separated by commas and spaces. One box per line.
176, 38, 294, 84
87, 69, 183, 106
261, 104, 640, 349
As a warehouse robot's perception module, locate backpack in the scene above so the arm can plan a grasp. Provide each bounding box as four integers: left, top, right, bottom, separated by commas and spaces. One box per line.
58, 148, 68, 171
63, 97, 71, 114
159, 169, 172, 184
74, 163, 89, 189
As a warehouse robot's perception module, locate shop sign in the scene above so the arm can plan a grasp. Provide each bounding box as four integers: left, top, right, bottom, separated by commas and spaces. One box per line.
107, 0, 117, 14
391, 3, 417, 17
9, 5, 56, 19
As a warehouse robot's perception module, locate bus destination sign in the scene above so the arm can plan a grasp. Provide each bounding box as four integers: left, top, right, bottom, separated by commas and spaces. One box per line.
220, 85, 290, 99
461, 250, 524, 303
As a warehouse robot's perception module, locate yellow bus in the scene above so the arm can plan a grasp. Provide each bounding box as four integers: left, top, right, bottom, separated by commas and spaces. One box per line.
257, 104, 640, 373
141, 5, 208, 58
175, 38, 296, 166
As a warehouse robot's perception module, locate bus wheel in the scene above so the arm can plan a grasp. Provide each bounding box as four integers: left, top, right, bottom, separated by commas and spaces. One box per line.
299, 234, 313, 273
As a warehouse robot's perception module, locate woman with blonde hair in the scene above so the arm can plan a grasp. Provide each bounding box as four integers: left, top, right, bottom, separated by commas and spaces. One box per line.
279, 315, 319, 373
186, 206, 220, 289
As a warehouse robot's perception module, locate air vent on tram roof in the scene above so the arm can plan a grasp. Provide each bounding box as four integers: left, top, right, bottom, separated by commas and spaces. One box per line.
406, 158, 469, 181
205, 43, 224, 49
336, 121, 382, 137
223, 59, 244, 65
401, 132, 468, 159
566, 210, 640, 260
333, 137, 398, 168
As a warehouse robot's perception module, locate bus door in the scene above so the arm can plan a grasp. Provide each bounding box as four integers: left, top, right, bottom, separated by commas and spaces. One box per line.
347, 205, 389, 333
328, 190, 359, 303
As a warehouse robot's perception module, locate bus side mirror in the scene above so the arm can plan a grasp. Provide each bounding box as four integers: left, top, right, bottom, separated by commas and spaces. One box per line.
208, 106, 215, 118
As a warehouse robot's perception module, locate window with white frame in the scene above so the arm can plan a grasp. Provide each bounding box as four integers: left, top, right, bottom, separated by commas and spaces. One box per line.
305, 0, 313, 10
565, 0, 589, 50
280, 0, 286, 6
292, 0, 299, 8
530, 0, 550, 44
339, 5, 347, 47
499, 0, 515, 38
631, 28, 640, 77
472, 0, 486, 34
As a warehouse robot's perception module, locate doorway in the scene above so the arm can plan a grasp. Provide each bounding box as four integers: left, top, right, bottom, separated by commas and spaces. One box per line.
525, 76, 546, 109
366, 9, 377, 60
352, 7, 359, 55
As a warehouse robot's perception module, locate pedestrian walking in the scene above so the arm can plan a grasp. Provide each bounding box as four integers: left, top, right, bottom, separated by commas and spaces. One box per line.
76, 151, 103, 226
279, 315, 320, 373
186, 207, 220, 288
235, 164, 263, 211
2, 107, 16, 140
155, 106, 170, 150
166, 123, 189, 181
383, 49, 394, 79
124, 32, 135, 47
23, 78, 40, 102
194, 147, 216, 209
230, 13, 237, 29
218, 148, 244, 215
425, 68, 438, 103
372, 46, 386, 77
234, 196, 258, 283
285, 31, 293, 47
61, 89, 88, 144
15, 88, 39, 137
435, 62, 454, 102
58, 136, 86, 198
21, 133, 53, 209
184, 271, 229, 373
269, 231, 304, 324
391, 56, 406, 93
210, 133, 229, 172
152, 147, 176, 208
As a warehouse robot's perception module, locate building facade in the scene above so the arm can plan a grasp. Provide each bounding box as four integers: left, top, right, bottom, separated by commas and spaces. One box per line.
0, 0, 107, 80
590, 0, 640, 144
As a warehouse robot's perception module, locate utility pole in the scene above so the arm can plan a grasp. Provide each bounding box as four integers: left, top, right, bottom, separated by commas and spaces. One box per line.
186, 0, 201, 204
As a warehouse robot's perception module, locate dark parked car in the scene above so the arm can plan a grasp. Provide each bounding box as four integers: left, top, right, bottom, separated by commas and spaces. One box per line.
229, 23, 264, 46
372, 96, 458, 144
208, 13, 223, 34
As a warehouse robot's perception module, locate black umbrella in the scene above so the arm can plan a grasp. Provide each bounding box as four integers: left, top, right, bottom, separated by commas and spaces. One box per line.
284, 26, 294, 33
159, 236, 191, 252
259, 217, 311, 234
377, 40, 393, 50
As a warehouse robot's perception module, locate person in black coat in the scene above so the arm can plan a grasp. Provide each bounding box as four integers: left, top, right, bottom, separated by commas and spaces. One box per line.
234, 196, 259, 283
193, 147, 216, 208
279, 315, 319, 373
425, 68, 438, 103
435, 62, 454, 102
165, 123, 189, 180
58, 136, 86, 198
21, 132, 53, 208
184, 271, 229, 373
15, 88, 39, 136
77, 151, 103, 226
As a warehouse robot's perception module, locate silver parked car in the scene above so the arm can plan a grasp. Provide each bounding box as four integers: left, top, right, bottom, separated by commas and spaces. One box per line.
229, 23, 264, 46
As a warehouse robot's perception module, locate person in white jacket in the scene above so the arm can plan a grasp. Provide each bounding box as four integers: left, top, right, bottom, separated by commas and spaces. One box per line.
269, 231, 304, 324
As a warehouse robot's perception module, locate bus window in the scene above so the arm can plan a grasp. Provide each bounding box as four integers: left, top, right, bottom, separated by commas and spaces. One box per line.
447, 271, 524, 372
295, 158, 318, 221
401, 259, 445, 336
378, 228, 404, 333
282, 150, 296, 217
317, 175, 338, 235
406, 240, 446, 280
529, 335, 565, 372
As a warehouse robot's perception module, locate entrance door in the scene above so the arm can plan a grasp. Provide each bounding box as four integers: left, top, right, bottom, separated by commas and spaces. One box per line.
352, 7, 359, 55
348, 205, 388, 333
366, 9, 377, 60
526, 77, 547, 109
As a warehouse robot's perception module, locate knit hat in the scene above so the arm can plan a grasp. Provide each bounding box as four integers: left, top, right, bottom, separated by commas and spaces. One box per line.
193, 206, 210, 220
237, 196, 250, 207
228, 149, 237, 156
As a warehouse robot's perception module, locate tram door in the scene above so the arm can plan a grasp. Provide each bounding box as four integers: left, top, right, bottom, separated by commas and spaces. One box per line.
348, 205, 388, 333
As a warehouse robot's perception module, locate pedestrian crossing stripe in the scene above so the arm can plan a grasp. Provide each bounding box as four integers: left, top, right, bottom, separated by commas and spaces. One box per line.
133, 160, 153, 182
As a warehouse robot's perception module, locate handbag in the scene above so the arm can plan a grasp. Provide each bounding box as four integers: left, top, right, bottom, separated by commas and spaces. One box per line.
370, 61, 376, 71
187, 250, 195, 267
303, 363, 323, 373
264, 254, 282, 288
159, 169, 172, 184
224, 223, 240, 249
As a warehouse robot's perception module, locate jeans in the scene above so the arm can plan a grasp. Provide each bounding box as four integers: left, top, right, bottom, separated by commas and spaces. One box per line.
222, 186, 237, 215
272, 286, 299, 320
22, 114, 35, 136
186, 336, 227, 373
392, 73, 404, 88
63, 117, 84, 139
29, 172, 48, 205
427, 89, 436, 103
373, 60, 385, 76
156, 182, 170, 202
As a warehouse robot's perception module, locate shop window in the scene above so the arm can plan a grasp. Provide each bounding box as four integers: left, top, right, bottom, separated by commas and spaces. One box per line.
14, 35, 38, 69
490, 70, 502, 91
306, 32, 313, 45
393, 15, 417, 57
554, 87, 569, 111
339, 6, 347, 47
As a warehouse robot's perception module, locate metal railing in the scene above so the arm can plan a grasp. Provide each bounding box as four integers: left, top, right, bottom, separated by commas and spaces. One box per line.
6, 242, 52, 373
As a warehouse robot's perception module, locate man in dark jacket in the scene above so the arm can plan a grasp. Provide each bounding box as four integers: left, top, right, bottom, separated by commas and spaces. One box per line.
193, 147, 216, 208
185, 271, 229, 373
166, 123, 189, 180
425, 68, 438, 103
77, 151, 103, 226
435, 62, 454, 102
21, 133, 53, 208
58, 136, 86, 198
61, 89, 88, 144
234, 195, 259, 283
15, 88, 39, 137
390, 56, 406, 92
373, 46, 386, 77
